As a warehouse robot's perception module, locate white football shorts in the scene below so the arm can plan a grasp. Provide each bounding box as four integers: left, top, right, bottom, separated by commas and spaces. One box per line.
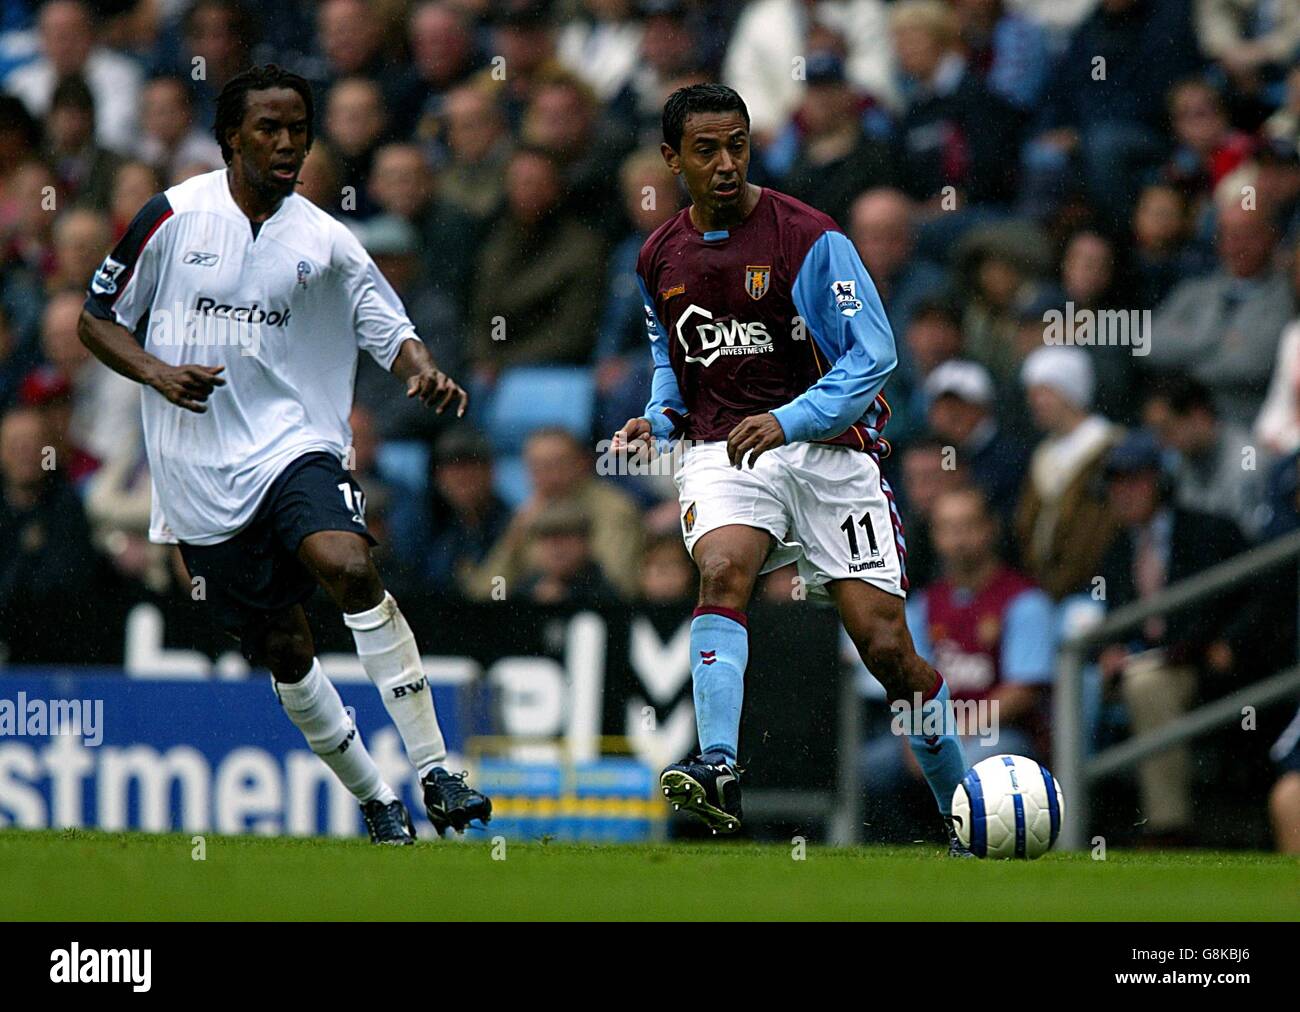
674, 440, 908, 598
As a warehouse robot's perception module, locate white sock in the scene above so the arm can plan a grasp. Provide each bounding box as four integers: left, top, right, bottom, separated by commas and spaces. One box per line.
274, 658, 395, 804
343, 592, 447, 778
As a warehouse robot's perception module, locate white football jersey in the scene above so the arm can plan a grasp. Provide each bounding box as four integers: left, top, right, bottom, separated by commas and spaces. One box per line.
85, 169, 419, 545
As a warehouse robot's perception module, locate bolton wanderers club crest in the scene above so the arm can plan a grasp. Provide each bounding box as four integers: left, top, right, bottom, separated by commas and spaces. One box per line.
297, 260, 312, 289
744, 265, 770, 300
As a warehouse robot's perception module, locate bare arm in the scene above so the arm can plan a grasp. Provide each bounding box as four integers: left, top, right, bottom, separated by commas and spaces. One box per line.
78, 309, 225, 413
389, 337, 468, 417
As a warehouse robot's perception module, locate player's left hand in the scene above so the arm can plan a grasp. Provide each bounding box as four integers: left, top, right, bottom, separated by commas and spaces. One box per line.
727, 412, 785, 468
407, 368, 468, 417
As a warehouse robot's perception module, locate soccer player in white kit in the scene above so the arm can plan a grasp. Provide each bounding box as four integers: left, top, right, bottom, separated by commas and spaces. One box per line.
78, 65, 490, 844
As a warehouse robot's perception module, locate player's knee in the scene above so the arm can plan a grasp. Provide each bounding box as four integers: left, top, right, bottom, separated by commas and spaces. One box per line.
860, 624, 910, 688
1270, 773, 1300, 822
697, 553, 750, 607
252, 628, 313, 681
319, 544, 381, 608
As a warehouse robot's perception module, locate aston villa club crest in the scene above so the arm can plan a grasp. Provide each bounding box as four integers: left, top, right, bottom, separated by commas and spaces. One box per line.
744, 264, 770, 300
683, 501, 697, 534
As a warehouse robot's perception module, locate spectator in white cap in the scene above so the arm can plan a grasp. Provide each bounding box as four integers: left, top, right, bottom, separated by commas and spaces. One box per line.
924, 359, 1028, 525
1014, 346, 1123, 599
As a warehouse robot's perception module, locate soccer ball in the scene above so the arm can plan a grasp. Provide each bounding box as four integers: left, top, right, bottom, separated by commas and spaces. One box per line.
951, 754, 1064, 859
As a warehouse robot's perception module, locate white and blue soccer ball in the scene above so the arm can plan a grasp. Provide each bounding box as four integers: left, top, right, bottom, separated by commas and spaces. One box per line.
951, 754, 1065, 859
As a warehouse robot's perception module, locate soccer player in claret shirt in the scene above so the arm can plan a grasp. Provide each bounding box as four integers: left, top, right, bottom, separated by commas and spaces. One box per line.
611, 84, 972, 854
77, 65, 490, 845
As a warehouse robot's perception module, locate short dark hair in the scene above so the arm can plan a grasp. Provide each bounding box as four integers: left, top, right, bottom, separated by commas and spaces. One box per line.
662, 83, 749, 152
1147, 371, 1216, 417
909, 294, 962, 330
213, 63, 314, 164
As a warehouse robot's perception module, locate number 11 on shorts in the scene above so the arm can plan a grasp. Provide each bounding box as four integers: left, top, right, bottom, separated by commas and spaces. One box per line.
840, 512, 879, 561
338, 481, 367, 525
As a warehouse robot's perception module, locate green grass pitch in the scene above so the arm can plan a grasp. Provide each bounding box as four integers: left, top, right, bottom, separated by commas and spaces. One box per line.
1, 829, 1295, 920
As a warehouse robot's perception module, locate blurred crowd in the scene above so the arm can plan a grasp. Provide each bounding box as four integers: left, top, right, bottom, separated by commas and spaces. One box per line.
2, 0, 1300, 844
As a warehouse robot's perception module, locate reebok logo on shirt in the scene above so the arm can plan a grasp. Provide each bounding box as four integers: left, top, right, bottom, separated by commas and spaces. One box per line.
193, 295, 292, 326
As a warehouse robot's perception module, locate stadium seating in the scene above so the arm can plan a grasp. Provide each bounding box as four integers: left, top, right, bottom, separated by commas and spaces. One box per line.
484, 366, 596, 452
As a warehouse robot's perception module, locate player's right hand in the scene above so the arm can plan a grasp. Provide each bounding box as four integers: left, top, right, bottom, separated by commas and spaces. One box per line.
611, 417, 652, 453
150, 363, 226, 413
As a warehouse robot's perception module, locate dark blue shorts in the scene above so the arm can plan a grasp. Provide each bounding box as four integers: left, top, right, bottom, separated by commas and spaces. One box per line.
1273, 705, 1300, 776
178, 452, 376, 644
1277, 733, 1300, 776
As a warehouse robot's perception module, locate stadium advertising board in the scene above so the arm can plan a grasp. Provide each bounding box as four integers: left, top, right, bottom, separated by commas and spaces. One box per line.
0, 600, 840, 838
